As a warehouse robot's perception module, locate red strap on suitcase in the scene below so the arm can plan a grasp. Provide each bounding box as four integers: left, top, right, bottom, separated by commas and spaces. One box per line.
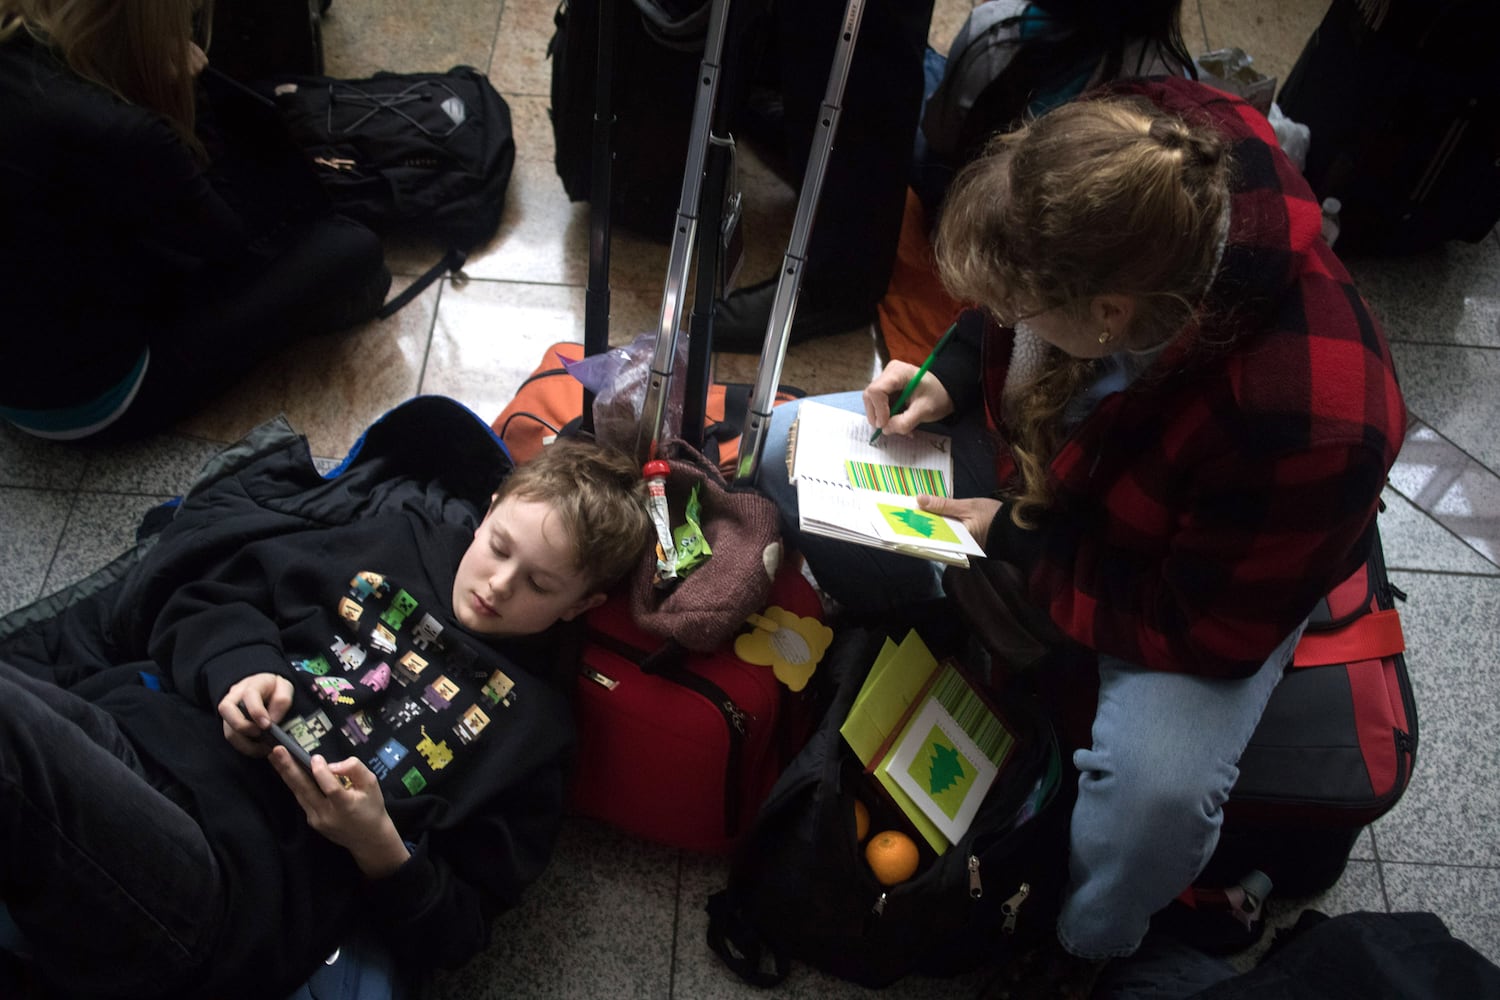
1291, 608, 1405, 668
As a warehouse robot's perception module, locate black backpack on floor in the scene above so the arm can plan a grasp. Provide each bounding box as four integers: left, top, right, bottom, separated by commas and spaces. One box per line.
705, 622, 1072, 989
259, 65, 516, 315
269, 66, 515, 252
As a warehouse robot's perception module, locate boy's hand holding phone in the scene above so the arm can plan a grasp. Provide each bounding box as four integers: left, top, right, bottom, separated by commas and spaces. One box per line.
223, 679, 407, 875
269, 750, 410, 878
220, 673, 294, 758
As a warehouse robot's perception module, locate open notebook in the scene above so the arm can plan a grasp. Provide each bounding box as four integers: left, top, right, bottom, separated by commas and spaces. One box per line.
786, 401, 985, 567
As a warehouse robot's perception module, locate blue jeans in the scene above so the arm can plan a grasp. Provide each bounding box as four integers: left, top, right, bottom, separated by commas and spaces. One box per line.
0, 660, 225, 997
759, 392, 1000, 613
1059, 624, 1304, 959
285, 928, 416, 1000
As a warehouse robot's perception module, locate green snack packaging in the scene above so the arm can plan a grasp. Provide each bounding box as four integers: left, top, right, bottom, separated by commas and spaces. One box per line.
672, 483, 713, 578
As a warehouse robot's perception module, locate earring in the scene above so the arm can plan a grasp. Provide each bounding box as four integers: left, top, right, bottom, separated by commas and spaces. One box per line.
1098, 329, 1113, 346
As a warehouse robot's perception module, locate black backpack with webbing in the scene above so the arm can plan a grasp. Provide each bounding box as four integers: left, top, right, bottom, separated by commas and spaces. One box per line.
267, 66, 516, 315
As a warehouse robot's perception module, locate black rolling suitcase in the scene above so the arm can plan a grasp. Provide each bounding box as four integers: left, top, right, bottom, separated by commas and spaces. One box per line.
549, 0, 706, 243
210, 0, 328, 83
1276, 0, 1500, 256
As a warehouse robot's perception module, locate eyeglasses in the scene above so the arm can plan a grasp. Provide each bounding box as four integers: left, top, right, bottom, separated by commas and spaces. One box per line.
986, 304, 1045, 329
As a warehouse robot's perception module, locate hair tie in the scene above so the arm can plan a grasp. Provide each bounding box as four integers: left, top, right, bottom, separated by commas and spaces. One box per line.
1147, 118, 1186, 151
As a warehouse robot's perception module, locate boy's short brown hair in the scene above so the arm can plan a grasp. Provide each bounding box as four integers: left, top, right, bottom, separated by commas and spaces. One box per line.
492, 439, 649, 592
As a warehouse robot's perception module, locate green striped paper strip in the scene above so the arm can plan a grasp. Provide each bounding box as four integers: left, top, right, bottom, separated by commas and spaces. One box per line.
843, 460, 950, 497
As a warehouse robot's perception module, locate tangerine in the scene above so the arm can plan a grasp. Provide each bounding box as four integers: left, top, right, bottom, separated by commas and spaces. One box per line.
865, 829, 920, 886
853, 799, 871, 842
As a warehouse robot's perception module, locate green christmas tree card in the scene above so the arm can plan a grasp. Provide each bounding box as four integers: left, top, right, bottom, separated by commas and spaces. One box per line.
874, 663, 1017, 847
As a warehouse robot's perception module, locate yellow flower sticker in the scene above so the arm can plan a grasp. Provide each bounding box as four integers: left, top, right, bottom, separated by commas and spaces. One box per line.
734, 606, 834, 692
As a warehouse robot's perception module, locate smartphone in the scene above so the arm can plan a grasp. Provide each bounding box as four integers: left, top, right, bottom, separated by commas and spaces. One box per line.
263, 719, 315, 774
239, 701, 314, 773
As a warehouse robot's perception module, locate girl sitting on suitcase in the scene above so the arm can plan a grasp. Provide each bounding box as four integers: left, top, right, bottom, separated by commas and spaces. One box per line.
0, 0, 390, 441
755, 77, 1406, 995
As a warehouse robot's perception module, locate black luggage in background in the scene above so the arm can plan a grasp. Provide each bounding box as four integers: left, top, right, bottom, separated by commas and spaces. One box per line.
210, 0, 327, 83
549, 0, 701, 243
548, 0, 763, 244
1276, 0, 1500, 256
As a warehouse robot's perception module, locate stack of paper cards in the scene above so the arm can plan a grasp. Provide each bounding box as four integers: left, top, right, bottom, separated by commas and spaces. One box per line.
840, 630, 1018, 852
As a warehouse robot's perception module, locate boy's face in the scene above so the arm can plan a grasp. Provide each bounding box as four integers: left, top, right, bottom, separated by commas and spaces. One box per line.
451, 494, 605, 637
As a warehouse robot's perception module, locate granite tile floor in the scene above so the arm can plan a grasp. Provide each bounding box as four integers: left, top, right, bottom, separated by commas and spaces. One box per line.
3, 0, 1499, 995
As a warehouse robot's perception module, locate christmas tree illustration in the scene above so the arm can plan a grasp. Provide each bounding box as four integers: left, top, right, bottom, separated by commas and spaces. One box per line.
890, 507, 939, 538
926, 741, 966, 794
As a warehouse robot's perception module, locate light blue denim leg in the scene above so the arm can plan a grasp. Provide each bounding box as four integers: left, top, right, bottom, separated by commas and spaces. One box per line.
760, 392, 946, 612
1057, 622, 1307, 959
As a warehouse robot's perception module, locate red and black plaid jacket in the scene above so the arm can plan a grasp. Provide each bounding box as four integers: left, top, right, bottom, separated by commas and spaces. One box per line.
930, 78, 1407, 679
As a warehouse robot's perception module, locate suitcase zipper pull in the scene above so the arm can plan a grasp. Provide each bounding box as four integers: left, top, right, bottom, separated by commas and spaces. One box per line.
968, 855, 983, 899
871, 892, 888, 917
1000, 883, 1030, 934
723, 701, 747, 736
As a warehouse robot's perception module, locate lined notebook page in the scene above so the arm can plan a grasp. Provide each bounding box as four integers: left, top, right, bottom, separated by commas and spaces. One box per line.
790, 401, 953, 497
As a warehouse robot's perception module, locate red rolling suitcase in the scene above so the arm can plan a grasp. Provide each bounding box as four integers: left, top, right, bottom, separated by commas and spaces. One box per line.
1161, 523, 1418, 950
571, 567, 825, 853
1204, 524, 1417, 895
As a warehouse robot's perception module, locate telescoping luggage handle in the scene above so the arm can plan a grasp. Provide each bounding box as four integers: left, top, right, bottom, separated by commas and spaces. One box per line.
632, 0, 870, 485
731, 0, 867, 486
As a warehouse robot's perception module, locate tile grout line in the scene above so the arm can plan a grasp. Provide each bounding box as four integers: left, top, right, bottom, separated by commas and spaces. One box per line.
1377, 859, 1500, 872
484, 0, 507, 80
1388, 420, 1500, 572
1370, 829, 1393, 913
35, 489, 83, 601
1385, 566, 1500, 581
1386, 337, 1500, 352
413, 277, 444, 397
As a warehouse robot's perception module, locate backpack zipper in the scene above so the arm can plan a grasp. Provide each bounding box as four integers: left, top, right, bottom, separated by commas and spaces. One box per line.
1000, 883, 1031, 934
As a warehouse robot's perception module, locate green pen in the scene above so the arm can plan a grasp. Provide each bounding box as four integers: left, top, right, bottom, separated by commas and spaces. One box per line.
869, 321, 959, 444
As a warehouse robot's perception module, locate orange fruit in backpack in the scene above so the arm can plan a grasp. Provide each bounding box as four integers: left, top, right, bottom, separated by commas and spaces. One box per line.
865, 829, 920, 886
853, 799, 870, 842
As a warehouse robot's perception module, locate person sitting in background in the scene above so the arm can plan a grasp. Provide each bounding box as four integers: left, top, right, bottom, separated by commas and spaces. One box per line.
0, 0, 390, 442
881, 0, 1196, 369
917, 0, 1196, 213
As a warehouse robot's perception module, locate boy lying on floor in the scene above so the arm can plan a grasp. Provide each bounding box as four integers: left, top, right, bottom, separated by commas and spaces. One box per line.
0, 399, 649, 999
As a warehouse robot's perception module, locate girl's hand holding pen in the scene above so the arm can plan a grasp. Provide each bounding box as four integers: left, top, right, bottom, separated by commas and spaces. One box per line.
863, 361, 955, 439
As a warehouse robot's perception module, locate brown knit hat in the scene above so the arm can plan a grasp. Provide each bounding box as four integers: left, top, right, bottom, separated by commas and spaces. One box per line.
629, 444, 783, 652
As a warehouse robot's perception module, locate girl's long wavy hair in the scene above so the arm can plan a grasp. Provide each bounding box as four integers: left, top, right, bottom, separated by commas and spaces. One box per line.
0, 0, 211, 150
935, 94, 1230, 526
